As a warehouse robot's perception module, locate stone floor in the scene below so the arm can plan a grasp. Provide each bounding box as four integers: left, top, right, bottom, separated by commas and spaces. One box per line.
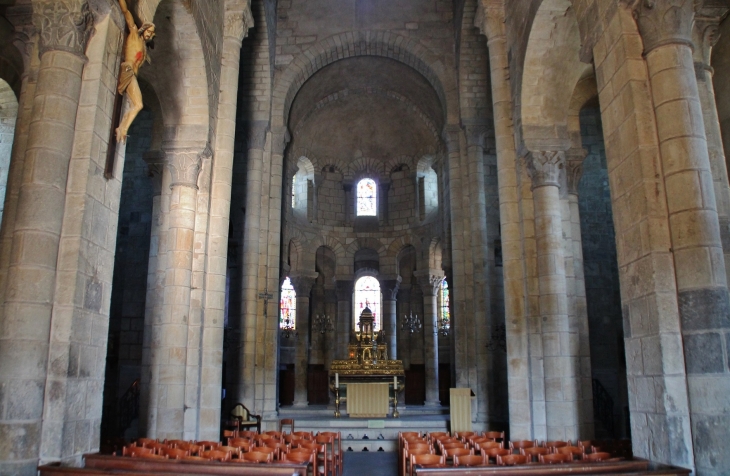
343, 451, 398, 476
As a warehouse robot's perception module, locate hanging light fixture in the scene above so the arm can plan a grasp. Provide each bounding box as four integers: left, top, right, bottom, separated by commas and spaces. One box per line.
436, 315, 450, 337
314, 314, 334, 334
401, 311, 422, 335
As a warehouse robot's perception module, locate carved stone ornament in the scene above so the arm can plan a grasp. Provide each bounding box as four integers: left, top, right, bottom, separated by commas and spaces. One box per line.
165, 148, 209, 189
526, 150, 566, 189
33, 0, 94, 58
566, 149, 588, 195
692, 17, 720, 68
224, 5, 255, 42
415, 272, 443, 297
622, 0, 695, 55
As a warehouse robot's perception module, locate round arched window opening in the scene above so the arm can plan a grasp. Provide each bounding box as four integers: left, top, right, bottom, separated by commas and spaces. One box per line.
356, 178, 377, 216
353, 276, 381, 331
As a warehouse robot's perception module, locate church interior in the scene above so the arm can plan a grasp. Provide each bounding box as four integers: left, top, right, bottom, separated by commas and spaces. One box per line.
0, 0, 728, 474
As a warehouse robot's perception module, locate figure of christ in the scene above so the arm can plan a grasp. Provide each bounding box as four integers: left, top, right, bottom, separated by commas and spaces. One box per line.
116, 0, 155, 143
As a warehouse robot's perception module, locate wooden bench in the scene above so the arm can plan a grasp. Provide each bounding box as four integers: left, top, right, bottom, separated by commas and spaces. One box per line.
39, 453, 307, 476
413, 458, 691, 476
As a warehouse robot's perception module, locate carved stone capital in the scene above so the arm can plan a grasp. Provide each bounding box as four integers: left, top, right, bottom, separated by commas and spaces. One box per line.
414, 271, 444, 297
565, 149, 587, 195
465, 125, 488, 148
291, 273, 318, 296
692, 17, 720, 69
526, 150, 566, 189
381, 277, 402, 301
476, 0, 506, 41
622, 0, 695, 55
224, 4, 255, 42
33, 0, 94, 59
164, 146, 211, 189
271, 127, 291, 156
246, 121, 269, 151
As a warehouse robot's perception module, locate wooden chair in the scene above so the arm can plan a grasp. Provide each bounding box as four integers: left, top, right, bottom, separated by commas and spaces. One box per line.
160, 447, 188, 459
228, 438, 251, 451
483, 431, 505, 442
239, 430, 259, 439
202, 449, 231, 462
410, 454, 445, 476
297, 441, 327, 476
584, 451, 612, 462
482, 447, 510, 464
279, 418, 295, 433
522, 446, 550, 462
219, 445, 243, 458
138, 452, 167, 459
293, 431, 314, 440
539, 453, 572, 464
315, 434, 337, 476
454, 431, 476, 442
230, 403, 262, 434
122, 446, 153, 457
197, 441, 221, 451
578, 440, 598, 453
284, 451, 315, 476
145, 442, 168, 454
453, 454, 488, 467
545, 440, 570, 449
402, 445, 432, 476
175, 442, 202, 455
164, 439, 188, 448
318, 431, 342, 476
264, 440, 289, 460
444, 447, 472, 466
476, 441, 503, 454
181, 455, 208, 462
509, 440, 536, 453
241, 451, 273, 463
556, 445, 584, 460
252, 445, 279, 461
135, 438, 157, 447
498, 454, 529, 466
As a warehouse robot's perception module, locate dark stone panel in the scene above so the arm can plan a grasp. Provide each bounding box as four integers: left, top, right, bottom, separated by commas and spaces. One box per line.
693, 414, 730, 473
0, 421, 41, 460
678, 287, 730, 331
0, 461, 38, 476
684, 332, 724, 374
623, 305, 631, 338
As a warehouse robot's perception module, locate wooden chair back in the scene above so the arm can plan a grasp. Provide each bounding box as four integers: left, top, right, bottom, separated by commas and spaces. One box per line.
453, 454, 487, 467
522, 446, 550, 462
545, 440, 569, 449
584, 451, 612, 462
498, 454, 528, 466
279, 418, 295, 433
540, 453, 572, 464
509, 440, 535, 451
556, 445, 584, 460
160, 447, 188, 459
197, 441, 220, 451
242, 451, 273, 463
482, 448, 510, 463
202, 449, 231, 462
483, 431, 505, 441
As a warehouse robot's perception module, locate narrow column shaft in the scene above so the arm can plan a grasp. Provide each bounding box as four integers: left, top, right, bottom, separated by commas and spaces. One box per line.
417, 273, 441, 407
324, 287, 337, 370
398, 286, 412, 369
292, 275, 316, 407
0, 47, 85, 473
335, 280, 353, 359
381, 278, 400, 360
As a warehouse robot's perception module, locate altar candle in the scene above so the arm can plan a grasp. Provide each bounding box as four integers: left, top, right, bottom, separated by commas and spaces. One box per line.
394, 376, 397, 388
335, 373, 339, 387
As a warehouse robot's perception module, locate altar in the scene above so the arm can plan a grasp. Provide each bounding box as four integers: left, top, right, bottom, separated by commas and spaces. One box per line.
329, 307, 405, 418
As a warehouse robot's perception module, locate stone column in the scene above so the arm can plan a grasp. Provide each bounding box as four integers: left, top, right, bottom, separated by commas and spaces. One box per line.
335, 279, 353, 359
0, 2, 92, 472
381, 277, 400, 360
566, 150, 594, 438
237, 121, 268, 408
693, 17, 730, 286
139, 151, 166, 437
526, 150, 580, 441
292, 274, 317, 407
324, 285, 337, 370
416, 272, 442, 407
343, 182, 353, 226
631, 3, 730, 472
310, 284, 326, 365
397, 285, 412, 369
149, 146, 205, 441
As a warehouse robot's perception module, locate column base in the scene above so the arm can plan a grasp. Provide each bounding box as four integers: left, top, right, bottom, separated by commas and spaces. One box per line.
423, 400, 441, 408
292, 400, 309, 408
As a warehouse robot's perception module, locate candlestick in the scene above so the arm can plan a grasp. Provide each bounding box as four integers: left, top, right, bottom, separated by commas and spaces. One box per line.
335, 373, 339, 387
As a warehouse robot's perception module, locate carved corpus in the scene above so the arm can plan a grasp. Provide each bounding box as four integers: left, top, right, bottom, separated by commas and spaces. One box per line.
526, 150, 566, 189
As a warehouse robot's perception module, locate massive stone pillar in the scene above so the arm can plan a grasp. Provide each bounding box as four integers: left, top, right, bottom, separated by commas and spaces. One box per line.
148, 146, 206, 441
0, 2, 92, 472
565, 151, 594, 438
416, 271, 442, 407
381, 277, 400, 360
139, 151, 166, 438
335, 279, 353, 359
397, 285, 412, 369
526, 150, 580, 441
630, 2, 730, 472
693, 17, 730, 286
479, 3, 532, 440
292, 274, 317, 407
323, 285, 337, 370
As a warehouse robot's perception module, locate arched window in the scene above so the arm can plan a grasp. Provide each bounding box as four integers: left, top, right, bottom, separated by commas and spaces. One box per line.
280, 277, 296, 330
356, 178, 377, 216
353, 276, 381, 330
439, 278, 450, 330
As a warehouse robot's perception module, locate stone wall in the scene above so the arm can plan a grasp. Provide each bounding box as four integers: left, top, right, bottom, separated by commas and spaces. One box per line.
714, 16, 730, 169
578, 107, 627, 437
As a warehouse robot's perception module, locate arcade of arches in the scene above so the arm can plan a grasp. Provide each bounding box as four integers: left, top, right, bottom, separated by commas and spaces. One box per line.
0, 0, 728, 474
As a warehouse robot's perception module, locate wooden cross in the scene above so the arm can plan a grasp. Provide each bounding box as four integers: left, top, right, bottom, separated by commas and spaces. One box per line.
258, 289, 274, 318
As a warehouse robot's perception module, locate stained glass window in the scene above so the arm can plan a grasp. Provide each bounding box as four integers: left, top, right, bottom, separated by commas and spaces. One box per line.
353, 276, 381, 331
439, 278, 450, 330
280, 277, 296, 329
356, 178, 377, 216
291, 175, 297, 208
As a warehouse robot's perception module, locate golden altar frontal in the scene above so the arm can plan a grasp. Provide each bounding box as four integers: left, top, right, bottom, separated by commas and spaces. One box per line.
329, 307, 405, 418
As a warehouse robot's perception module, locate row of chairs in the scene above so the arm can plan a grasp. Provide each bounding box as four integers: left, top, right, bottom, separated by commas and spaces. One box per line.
125, 430, 341, 476
399, 431, 623, 476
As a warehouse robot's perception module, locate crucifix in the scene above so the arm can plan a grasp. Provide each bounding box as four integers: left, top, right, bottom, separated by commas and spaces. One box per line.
258, 289, 274, 318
